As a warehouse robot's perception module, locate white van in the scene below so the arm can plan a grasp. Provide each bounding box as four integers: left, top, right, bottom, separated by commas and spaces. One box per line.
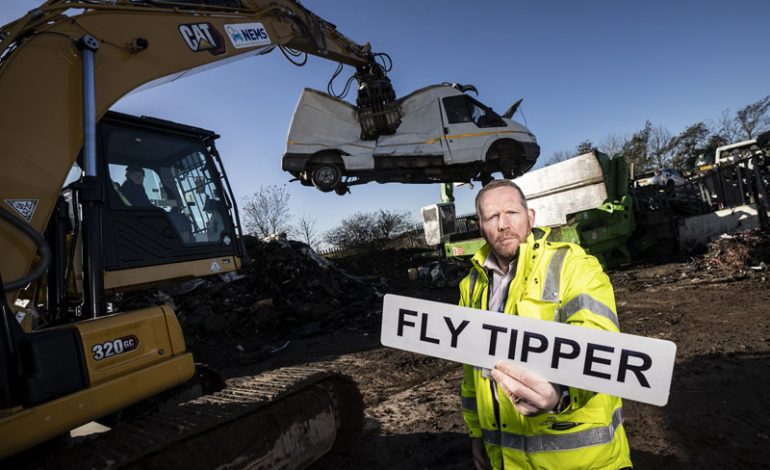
282, 84, 540, 194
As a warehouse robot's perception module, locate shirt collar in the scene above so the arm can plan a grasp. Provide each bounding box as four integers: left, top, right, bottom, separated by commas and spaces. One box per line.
482, 252, 517, 276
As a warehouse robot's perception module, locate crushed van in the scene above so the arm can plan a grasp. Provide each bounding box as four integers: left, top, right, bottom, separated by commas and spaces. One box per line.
282, 84, 540, 193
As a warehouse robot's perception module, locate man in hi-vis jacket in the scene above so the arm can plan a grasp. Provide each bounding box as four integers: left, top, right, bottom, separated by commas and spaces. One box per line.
459, 180, 632, 470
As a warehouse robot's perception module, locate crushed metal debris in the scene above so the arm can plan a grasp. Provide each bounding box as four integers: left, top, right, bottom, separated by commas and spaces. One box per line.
693, 227, 770, 273
119, 237, 387, 368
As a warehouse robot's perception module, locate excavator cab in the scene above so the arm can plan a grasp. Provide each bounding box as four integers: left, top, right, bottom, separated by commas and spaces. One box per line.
0, 112, 240, 458
44, 111, 244, 323
98, 112, 242, 280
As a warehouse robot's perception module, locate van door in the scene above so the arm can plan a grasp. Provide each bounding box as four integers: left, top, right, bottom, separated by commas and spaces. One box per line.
441, 95, 505, 164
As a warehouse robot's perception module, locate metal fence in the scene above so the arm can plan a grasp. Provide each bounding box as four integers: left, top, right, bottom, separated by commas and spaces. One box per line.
318, 222, 429, 258
631, 149, 769, 221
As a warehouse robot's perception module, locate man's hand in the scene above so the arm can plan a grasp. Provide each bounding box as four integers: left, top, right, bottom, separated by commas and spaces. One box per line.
491, 361, 559, 416
471, 437, 491, 470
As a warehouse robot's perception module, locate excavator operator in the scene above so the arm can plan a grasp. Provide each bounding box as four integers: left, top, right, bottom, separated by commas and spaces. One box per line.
121, 166, 152, 207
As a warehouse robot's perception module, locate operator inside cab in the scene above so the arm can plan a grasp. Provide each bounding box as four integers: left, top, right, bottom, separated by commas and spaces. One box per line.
121, 165, 152, 207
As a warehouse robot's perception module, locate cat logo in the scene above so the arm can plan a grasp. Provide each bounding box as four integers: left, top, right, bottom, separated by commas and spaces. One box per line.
179, 23, 226, 55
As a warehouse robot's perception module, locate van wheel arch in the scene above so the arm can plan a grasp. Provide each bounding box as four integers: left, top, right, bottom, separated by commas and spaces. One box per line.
486, 139, 525, 178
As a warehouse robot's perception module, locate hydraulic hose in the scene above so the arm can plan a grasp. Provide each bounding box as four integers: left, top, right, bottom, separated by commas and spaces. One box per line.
0, 205, 51, 292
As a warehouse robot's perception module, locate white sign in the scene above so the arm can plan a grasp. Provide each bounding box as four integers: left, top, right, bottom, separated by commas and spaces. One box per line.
224, 23, 271, 49
381, 294, 677, 406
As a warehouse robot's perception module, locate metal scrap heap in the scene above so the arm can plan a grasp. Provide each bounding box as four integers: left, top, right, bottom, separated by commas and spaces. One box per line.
165, 238, 385, 367
696, 227, 770, 273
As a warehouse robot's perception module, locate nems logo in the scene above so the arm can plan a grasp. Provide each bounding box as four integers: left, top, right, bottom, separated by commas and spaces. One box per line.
225, 22, 271, 49
179, 23, 226, 55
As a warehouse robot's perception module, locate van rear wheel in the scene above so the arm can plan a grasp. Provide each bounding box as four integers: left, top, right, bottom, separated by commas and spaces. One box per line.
311, 164, 342, 192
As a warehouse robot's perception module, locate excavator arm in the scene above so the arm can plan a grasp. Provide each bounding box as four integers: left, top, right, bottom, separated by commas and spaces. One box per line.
0, 0, 396, 298
0, 1, 390, 463
1, 0, 377, 68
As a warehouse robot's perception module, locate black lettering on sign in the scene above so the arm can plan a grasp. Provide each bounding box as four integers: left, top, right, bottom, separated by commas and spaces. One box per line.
521, 331, 548, 362
444, 317, 469, 348
551, 337, 580, 369
482, 324, 507, 355
397, 308, 417, 336
420, 313, 440, 344
617, 349, 652, 388
507, 328, 519, 360
584, 343, 614, 380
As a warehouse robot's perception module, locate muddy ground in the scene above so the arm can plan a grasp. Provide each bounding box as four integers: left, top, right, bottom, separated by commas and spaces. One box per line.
241, 256, 770, 469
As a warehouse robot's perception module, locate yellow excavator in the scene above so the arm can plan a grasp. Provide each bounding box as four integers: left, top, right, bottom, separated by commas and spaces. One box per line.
0, 1, 399, 466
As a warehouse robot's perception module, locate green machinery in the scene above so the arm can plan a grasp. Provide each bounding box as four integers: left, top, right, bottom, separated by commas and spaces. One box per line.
438, 152, 636, 268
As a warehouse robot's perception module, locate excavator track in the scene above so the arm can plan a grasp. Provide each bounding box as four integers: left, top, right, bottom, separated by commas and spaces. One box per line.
13, 366, 364, 470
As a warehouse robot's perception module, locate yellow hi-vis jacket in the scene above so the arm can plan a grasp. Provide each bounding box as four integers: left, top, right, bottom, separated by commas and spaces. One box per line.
459, 227, 632, 470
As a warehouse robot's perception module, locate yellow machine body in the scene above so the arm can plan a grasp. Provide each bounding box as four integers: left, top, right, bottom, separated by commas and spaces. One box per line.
0, 305, 194, 459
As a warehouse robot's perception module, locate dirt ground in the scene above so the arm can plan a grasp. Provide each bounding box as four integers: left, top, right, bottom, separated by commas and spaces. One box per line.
250, 257, 770, 469
8, 245, 769, 469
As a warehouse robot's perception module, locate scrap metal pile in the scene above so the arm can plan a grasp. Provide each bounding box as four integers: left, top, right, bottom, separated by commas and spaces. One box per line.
694, 227, 770, 273
121, 238, 386, 368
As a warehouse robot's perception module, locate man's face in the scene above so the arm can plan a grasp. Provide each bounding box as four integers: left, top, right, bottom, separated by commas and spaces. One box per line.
127, 170, 144, 184
478, 186, 535, 264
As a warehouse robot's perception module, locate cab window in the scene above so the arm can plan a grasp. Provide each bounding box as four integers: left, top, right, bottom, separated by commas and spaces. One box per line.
443, 95, 506, 128
443, 95, 473, 124
104, 124, 230, 246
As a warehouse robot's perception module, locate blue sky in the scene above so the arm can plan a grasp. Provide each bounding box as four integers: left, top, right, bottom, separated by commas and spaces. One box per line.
3, 1, 769, 238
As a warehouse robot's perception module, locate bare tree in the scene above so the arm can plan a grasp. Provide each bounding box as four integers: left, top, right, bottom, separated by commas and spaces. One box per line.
324, 209, 412, 250
622, 120, 653, 175
715, 108, 742, 143
374, 209, 411, 239
575, 140, 596, 156
670, 122, 710, 171
598, 133, 628, 158
294, 214, 319, 249
325, 212, 376, 249
648, 124, 677, 168
241, 185, 292, 238
736, 95, 770, 139
546, 140, 599, 167
545, 150, 576, 166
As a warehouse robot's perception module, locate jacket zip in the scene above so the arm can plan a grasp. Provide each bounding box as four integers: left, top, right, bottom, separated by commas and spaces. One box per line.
490, 380, 504, 470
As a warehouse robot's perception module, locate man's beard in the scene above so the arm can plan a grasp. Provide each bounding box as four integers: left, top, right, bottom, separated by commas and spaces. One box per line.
491, 234, 521, 264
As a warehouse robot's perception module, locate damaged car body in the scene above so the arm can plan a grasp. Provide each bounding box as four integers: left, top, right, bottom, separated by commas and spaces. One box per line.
282, 84, 540, 194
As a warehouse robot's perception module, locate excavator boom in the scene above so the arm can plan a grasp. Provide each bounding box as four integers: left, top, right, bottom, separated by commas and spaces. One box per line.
0, 0, 395, 296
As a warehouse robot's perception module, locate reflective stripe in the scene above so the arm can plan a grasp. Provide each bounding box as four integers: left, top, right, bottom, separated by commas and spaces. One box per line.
542, 247, 568, 302
482, 407, 624, 453
559, 294, 619, 329
424, 129, 524, 145
469, 269, 478, 306
462, 396, 477, 412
